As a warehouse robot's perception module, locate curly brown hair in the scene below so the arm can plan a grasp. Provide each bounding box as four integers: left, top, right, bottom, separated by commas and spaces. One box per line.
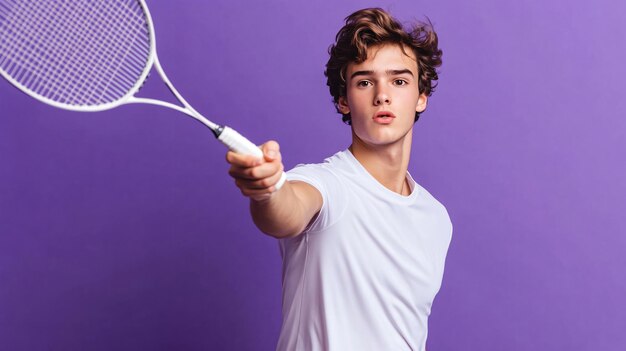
325, 8, 442, 124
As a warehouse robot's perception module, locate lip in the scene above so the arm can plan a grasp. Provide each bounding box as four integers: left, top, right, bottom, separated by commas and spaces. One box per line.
373, 111, 396, 124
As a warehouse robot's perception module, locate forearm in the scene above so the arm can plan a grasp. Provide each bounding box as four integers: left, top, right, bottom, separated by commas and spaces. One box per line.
226, 141, 321, 238
250, 181, 318, 238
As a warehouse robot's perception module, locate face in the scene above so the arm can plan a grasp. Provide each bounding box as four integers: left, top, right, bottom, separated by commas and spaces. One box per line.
338, 44, 427, 148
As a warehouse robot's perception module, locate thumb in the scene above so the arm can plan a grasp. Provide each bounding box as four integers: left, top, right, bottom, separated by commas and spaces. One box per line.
262, 140, 281, 162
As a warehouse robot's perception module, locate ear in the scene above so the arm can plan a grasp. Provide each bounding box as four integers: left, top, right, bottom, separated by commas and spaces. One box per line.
338, 96, 350, 114
416, 93, 428, 113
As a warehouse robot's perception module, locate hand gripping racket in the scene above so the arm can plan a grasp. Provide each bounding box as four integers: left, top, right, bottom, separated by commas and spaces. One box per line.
0, 0, 286, 190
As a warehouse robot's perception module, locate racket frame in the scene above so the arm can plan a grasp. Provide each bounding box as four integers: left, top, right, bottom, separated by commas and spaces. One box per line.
0, 0, 215, 129
0, 0, 286, 189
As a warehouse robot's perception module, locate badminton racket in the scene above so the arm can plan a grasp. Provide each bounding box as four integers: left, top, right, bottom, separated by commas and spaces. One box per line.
0, 0, 286, 189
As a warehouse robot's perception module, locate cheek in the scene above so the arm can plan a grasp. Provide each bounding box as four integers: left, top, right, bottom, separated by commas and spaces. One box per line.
400, 96, 421, 114
349, 84, 376, 101
347, 91, 369, 108
350, 113, 371, 135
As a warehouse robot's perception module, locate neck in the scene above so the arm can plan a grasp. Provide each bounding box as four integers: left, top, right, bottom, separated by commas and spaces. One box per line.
349, 130, 413, 196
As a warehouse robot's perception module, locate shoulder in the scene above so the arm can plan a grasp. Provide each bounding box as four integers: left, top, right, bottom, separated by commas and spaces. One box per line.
285, 150, 353, 233
412, 180, 453, 239
286, 150, 353, 188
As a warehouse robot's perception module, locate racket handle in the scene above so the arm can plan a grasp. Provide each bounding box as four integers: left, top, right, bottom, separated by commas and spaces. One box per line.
218, 126, 287, 190
218, 126, 263, 158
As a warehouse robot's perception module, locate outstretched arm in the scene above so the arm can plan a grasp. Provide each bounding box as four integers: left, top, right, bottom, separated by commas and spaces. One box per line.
226, 141, 322, 238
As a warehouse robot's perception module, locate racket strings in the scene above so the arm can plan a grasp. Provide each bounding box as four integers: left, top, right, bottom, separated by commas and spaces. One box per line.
1, 1, 98, 102
0, 0, 151, 106
56, 1, 143, 104
3, 1, 96, 102
0, 1, 91, 97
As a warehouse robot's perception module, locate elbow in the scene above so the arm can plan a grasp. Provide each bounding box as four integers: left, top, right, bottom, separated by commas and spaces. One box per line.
255, 222, 305, 239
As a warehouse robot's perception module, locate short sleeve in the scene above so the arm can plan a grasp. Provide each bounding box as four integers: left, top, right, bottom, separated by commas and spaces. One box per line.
287, 163, 346, 233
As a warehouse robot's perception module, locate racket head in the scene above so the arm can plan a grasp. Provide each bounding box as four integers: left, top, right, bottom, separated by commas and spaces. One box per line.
0, 0, 156, 112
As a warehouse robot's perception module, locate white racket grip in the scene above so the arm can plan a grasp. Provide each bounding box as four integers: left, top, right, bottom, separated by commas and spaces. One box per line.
218, 126, 287, 191
218, 126, 262, 158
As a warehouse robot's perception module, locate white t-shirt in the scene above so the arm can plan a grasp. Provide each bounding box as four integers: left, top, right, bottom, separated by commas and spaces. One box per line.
277, 150, 453, 351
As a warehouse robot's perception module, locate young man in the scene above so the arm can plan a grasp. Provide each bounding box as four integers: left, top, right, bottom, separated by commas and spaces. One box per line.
226, 8, 452, 351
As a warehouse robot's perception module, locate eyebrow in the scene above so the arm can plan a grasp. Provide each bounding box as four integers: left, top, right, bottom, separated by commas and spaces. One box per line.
350, 69, 414, 79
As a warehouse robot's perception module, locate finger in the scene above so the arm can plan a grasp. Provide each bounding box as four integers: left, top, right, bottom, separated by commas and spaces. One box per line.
229, 161, 282, 181
226, 150, 262, 167
235, 164, 285, 190
261, 140, 282, 162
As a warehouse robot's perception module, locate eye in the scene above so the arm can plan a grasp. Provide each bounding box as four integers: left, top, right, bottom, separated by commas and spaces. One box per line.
394, 79, 409, 86
357, 80, 372, 87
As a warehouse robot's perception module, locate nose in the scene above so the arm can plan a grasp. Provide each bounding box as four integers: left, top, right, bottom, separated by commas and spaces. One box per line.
374, 88, 391, 106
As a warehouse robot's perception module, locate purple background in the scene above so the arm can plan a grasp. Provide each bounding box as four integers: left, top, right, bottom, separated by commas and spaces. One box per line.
1, 0, 625, 350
